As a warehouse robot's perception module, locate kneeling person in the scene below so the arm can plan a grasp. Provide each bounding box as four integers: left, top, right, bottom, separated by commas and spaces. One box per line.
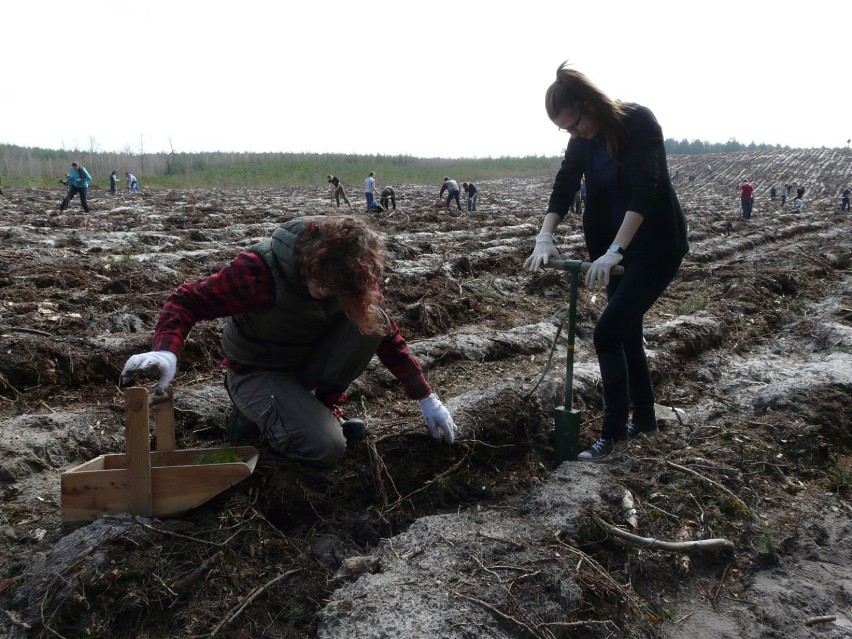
121, 215, 457, 466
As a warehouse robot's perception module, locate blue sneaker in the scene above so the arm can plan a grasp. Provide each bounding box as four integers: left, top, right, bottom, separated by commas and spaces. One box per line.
627, 421, 659, 440
577, 437, 614, 462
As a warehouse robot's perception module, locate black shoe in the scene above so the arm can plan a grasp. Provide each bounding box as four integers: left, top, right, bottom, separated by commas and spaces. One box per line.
340, 417, 368, 444
330, 404, 368, 444
577, 437, 615, 462
627, 421, 659, 440
226, 403, 260, 441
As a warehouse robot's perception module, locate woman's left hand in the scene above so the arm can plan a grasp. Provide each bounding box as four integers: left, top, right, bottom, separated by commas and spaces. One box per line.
585, 251, 623, 288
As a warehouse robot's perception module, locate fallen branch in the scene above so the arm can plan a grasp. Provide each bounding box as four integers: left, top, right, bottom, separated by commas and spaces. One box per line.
663, 460, 755, 518
804, 615, 836, 627
209, 569, 300, 637
171, 550, 223, 593
592, 513, 735, 555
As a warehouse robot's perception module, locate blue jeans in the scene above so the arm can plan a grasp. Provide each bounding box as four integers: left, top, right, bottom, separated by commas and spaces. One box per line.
365, 191, 375, 210
60, 185, 90, 213
595, 255, 682, 439
467, 193, 478, 211
446, 189, 461, 210
741, 198, 753, 219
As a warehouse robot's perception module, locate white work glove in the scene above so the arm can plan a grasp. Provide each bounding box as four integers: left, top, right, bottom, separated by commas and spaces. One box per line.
523, 233, 562, 272
419, 393, 457, 444
585, 250, 623, 288
120, 350, 177, 394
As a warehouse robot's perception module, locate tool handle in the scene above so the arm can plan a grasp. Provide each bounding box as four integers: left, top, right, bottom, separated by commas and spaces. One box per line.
544, 259, 625, 275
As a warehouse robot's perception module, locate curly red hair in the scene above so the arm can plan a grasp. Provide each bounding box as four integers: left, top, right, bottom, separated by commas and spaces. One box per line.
297, 216, 387, 335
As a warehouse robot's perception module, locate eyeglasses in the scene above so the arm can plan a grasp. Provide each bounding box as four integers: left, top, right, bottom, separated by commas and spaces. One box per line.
560, 111, 583, 134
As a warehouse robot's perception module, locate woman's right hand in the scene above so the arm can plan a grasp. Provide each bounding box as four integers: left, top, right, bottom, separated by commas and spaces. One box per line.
523, 233, 562, 271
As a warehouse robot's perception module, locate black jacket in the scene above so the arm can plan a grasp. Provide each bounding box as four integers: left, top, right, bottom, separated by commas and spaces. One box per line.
547, 104, 688, 263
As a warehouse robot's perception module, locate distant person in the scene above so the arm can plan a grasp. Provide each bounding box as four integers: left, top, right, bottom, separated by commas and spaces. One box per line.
780, 184, 788, 206
439, 177, 462, 211
738, 179, 754, 220
706, 163, 712, 175
462, 181, 478, 211
380, 186, 396, 211
794, 198, 804, 210
109, 170, 120, 195
120, 215, 457, 466
0, 175, 3, 196
524, 63, 688, 462
126, 172, 139, 193
796, 185, 805, 201
364, 171, 382, 211
769, 184, 776, 202
842, 187, 850, 212
571, 178, 587, 214
59, 161, 92, 214
327, 174, 351, 208
688, 172, 696, 182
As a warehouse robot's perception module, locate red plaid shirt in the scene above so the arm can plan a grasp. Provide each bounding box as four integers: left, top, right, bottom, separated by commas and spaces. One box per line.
152, 251, 432, 400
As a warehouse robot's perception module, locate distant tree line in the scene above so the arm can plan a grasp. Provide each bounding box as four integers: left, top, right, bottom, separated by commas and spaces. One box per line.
663, 138, 790, 155
0, 138, 812, 188
0, 143, 561, 188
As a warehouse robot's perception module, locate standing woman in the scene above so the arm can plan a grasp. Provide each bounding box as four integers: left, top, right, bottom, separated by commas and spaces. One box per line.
59, 161, 92, 213
524, 63, 688, 461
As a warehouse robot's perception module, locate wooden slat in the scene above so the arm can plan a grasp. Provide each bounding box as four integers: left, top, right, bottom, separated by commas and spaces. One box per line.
154, 390, 176, 452
125, 387, 152, 516
61, 468, 130, 522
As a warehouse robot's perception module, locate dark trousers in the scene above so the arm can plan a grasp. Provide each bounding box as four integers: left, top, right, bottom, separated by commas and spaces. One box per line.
741, 197, 753, 219
60, 185, 90, 213
380, 194, 396, 210
595, 255, 682, 439
225, 317, 383, 466
445, 189, 462, 210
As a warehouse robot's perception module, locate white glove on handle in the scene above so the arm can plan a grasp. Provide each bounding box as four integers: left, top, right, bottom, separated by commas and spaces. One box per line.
419, 393, 457, 444
121, 350, 177, 394
585, 250, 623, 288
523, 233, 562, 272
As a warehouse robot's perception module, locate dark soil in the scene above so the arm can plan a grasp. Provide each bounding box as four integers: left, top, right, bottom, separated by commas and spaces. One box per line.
1, 149, 851, 638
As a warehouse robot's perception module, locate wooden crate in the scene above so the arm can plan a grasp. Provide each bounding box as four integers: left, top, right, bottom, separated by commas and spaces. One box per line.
61, 387, 258, 522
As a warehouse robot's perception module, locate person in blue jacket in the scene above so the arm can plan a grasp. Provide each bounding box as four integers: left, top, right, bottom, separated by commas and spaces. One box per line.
524, 63, 689, 462
59, 161, 92, 213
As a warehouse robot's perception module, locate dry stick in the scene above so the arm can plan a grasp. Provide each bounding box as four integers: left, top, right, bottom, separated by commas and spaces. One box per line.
591, 513, 735, 555
524, 316, 566, 400
450, 589, 548, 639
366, 436, 389, 508
804, 615, 837, 627
710, 562, 731, 613
663, 460, 755, 518
171, 551, 224, 593
385, 449, 471, 513
2, 326, 55, 337
209, 568, 300, 637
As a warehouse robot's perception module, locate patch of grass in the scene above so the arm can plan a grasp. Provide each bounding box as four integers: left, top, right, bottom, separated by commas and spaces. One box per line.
762, 528, 781, 556
829, 463, 851, 494
196, 448, 242, 465
672, 291, 710, 314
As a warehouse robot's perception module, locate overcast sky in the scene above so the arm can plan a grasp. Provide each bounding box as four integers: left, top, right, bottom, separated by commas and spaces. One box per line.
3, 1, 849, 158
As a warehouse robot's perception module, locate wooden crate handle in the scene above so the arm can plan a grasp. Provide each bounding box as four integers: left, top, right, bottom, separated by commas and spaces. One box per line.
154, 390, 176, 452
125, 387, 153, 516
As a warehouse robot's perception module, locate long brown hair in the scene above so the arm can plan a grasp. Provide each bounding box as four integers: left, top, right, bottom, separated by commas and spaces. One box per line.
297, 215, 387, 335
545, 62, 628, 157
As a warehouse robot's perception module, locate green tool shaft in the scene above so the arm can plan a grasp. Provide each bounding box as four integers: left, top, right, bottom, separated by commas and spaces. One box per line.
560, 260, 583, 410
